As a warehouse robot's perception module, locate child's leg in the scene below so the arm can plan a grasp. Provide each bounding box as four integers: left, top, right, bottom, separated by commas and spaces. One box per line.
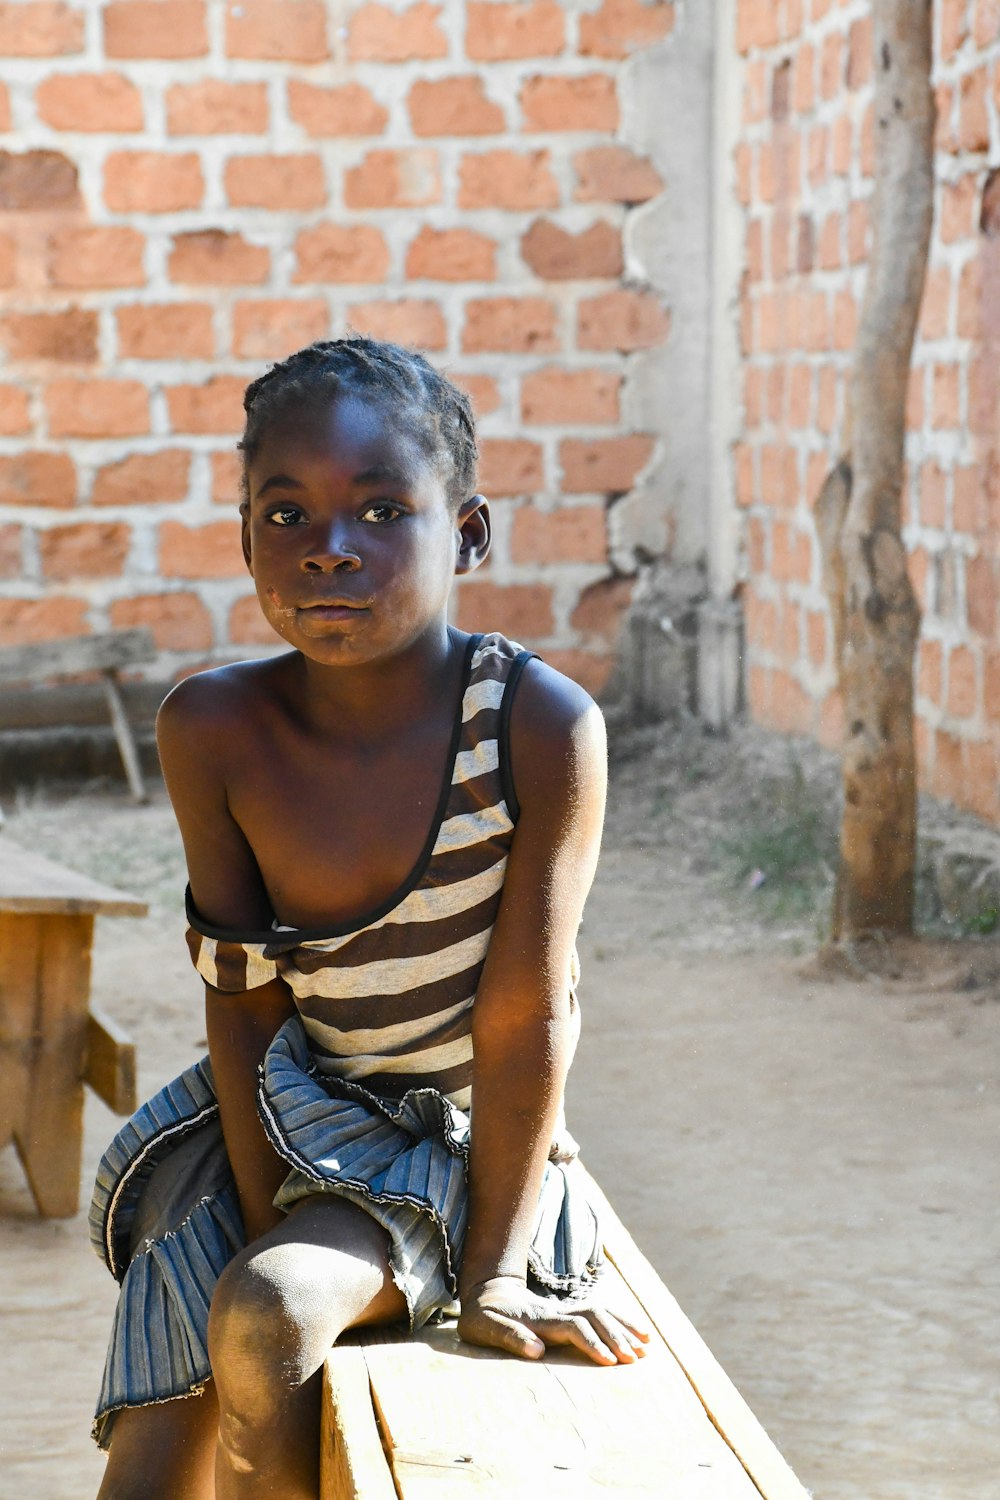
207, 1194, 408, 1500
97, 1383, 219, 1500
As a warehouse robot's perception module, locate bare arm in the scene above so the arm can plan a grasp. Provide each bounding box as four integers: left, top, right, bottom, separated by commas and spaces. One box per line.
457, 661, 645, 1364
157, 674, 295, 1242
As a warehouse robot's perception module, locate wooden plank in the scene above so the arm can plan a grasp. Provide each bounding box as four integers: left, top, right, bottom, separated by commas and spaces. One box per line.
356, 1264, 762, 1500
321, 1345, 398, 1500
0, 628, 155, 684
12, 911, 92, 1217
580, 1167, 811, 1500
0, 841, 148, 916
84, 1007, 137, 1115
0, 910, 42, 1151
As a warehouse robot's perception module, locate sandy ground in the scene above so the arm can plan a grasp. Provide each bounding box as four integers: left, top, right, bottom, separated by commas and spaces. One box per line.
1, 725, 998, 1499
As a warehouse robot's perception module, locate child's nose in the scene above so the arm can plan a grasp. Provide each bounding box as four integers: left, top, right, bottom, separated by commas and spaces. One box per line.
301, 522, 361, 572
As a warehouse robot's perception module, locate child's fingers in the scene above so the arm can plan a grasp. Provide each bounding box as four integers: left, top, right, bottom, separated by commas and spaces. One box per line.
528, 1314, 617, 1366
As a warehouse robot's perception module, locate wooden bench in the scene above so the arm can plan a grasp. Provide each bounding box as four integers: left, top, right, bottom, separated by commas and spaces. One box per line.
0, 628, 156, 803
0, 838, 145, 1216
321, 1169, 809, 1499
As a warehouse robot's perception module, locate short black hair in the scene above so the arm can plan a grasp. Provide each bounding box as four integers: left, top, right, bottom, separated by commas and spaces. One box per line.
239, 337, 478, 510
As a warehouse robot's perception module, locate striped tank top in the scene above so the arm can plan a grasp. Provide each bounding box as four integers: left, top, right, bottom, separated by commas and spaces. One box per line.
185, 633, 576, 1115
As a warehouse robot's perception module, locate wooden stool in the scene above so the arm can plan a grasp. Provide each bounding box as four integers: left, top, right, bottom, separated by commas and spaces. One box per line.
0, 839, 145, 1216
321, 1170, 809, 1499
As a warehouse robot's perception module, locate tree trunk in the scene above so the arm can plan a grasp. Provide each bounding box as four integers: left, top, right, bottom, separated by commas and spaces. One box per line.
814, 1, 935, 940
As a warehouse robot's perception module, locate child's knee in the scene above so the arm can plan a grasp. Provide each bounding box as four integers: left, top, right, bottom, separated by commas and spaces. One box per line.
209, 1243, 343, 1402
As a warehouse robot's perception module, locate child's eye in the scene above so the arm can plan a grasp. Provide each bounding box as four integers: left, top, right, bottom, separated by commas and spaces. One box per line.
360, 502, 403, 524
267, 506, 304, 527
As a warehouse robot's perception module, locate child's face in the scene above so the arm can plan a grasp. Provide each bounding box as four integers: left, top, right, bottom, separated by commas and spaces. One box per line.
242, 392, 488, 667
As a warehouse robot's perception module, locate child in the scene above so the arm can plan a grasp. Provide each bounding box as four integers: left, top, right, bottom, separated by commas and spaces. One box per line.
89, 337, 647, 1500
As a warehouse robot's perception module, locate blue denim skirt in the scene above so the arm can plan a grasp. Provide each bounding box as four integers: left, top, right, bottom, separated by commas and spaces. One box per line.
89, 1015, 603, 1449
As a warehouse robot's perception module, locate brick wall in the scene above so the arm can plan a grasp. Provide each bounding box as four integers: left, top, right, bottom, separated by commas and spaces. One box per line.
735, 0, 1000, 824
0, 0, 680, 703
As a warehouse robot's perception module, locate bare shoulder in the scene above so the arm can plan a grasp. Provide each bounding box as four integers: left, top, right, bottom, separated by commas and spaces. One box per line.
156, 656, 290, 751
508, 657, 607, 814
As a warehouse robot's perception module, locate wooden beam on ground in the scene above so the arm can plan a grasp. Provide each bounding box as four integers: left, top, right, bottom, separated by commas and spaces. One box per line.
0, 628, 156, 685
84, 1007, 137, 1115
321, 1346, 397, 1500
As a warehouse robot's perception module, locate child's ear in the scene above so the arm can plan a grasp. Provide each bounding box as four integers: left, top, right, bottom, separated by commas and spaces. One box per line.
455, 495, 491, 576
239, 500, 253, 575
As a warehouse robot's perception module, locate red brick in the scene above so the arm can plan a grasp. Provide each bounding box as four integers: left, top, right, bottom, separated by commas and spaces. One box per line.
409, 76, 505, 136
940, 0, 968, 56
40, 521, 131, 579
294, 225, 390, 284
212, 450, 243, 505
541, 648, 612, 697
967, 554, 996, 636
932, 363, 961, 429
458, 149, 559, 210
465, 1, 564, 59
0, 149, 80, 210
166, 377, 245, 436
577, 289, 670, 351
92, 450, 191, 507
918, 637, 942, 701
349, 1, 447, 61
225, 154, 326, 211
47, 380, 149, 438
0, 595, 88, 645
521, 219, 622, 279
288, 81, 387, 137
104, 1, 206, 57
451, 374, 501, 418
0, 231, 14, 286
957, 259, 980, 339
573, 145, 663, 203
455, 580, 554, 638
760, 443, 798, 508
477, 438, 544, 495
48, 226, 145, 288
973, 0, 1000, 44
462, 297, 558, 353
579, 0, 673, 57
229, 593, 282, 646
941, 174, 979, 243
771, 520, 812, 584
984, 647, 1000, 719
953, 465, 985, 533
793, 42, 815, 112
348, 299, 448, 351
0, 2, 83, 54
521, 367, 620, 425
117, 303, 214, 360
947, 644, 978, 717
226, 0, 328, 60
406, 227, 497, 281
104, 152, 203, 213
0, 452, 76, 506
110, 591, 213, 651
920, 459, 947, 528
169, 231, 270, 286
569, 574, 634, 641
167, 81, 268, 135
345, 149, 441, 208
511, 503, 606, 562
232, 299, 328, 359
160, 519, 245, 578
846, 15, 871, 89
0, 386, 31, 434
36, 72, 143, 131
2, 308, 97, 363
964, 737, 1000, 823
0, 523, 22, 579
520, 73, 619, 131
960, 67, 990, 153
560, 435, 654, 492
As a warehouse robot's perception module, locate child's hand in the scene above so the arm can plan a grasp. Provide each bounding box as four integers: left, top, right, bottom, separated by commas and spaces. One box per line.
457, 1276, 650, 1366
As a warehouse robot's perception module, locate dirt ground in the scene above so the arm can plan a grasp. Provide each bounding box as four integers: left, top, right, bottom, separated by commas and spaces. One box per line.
1, 720, 998, 1500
